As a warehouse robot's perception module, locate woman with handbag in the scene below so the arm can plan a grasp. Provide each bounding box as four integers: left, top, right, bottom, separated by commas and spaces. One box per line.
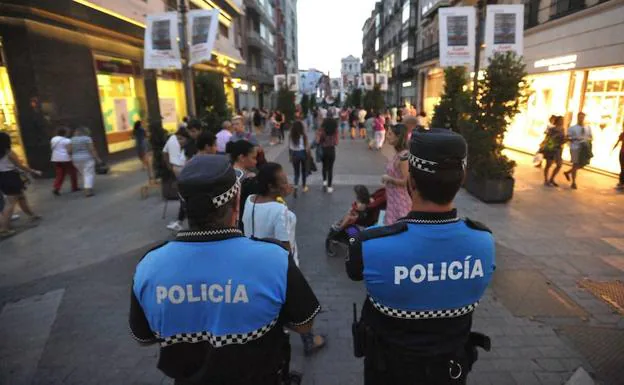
289, 120, 310, 197
0, 132, 42, 236
69, 126, 101, 198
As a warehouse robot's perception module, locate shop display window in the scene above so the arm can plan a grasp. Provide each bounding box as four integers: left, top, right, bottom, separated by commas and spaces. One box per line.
0, 40, 26, 163
95, 56, 146, 154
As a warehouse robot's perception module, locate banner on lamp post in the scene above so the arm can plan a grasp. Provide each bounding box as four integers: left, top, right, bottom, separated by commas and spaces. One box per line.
438, 7, 476, 68
287, 73, 299, 92
484, 4, 524, 60
363, 73, 375, 90
375, 73, 389, 91
274, 75, 286, 91
188, 9, 220, 66
144, 12, 181, 69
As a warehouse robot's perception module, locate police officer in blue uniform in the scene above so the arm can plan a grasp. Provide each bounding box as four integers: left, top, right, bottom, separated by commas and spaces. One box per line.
130, 155, 321, 385
347, 128, 495, 385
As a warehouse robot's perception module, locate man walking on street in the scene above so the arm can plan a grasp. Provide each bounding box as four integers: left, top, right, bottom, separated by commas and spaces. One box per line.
216, 120, 233, 154
564, 112, 593, 190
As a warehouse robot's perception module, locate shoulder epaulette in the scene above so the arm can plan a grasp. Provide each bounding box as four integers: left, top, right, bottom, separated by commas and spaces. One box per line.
252, 236, 289, 251
138, 241, 169, 263
464, 218, 492, 234
359, 222, 408, 242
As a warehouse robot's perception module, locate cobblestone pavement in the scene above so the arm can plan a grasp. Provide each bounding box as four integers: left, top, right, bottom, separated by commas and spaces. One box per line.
0, 135, 622, 385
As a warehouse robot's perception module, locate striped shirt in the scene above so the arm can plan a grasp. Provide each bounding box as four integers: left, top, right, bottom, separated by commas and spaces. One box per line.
71, 136, 94, 161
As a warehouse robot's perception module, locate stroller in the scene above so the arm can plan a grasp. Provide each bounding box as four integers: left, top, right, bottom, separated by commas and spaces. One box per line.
325, 188, 386, 257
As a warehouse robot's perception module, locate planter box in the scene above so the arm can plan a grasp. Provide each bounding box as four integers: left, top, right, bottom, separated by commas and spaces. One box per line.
464, 173, 514, 203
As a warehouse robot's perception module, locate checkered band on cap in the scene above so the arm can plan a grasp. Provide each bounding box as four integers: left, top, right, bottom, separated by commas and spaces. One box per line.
369, 297, 478, 320
160, 317, 278, 348
212, 180, 241, 208
408, 153, 438, 174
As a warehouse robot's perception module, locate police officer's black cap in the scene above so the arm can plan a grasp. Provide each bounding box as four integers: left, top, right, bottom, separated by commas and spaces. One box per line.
177, 155, 240, 208
408, 128, 467, 176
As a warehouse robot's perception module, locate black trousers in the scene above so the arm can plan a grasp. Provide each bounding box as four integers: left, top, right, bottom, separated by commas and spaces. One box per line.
177, 200, 187, 222
321, 146, 336, 187
364, 352, 469, 385
292, 150, 307, 187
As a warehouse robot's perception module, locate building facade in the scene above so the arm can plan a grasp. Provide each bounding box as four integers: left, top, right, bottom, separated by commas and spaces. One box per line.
341, 55, 361, 94
235, 0, 276, 110
362, 0, 419, 107
0, 0, 243, 174
504, 0, 624, 174
234, 0, 298, 110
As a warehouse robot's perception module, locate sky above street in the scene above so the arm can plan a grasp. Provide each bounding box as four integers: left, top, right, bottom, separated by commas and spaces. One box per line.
297, 0, 378, 76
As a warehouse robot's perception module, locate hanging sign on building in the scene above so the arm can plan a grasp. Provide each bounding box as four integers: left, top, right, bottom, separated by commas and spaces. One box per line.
438, 7, 475, 67
188, 9, 220, 66
274, 75, 286, 91
376, 73, 389, 91
287, 73, 300, 92
299, 71, 323, 94
484, 5, 524, 60
363, 73, 375, 90
144, 12, 182, 69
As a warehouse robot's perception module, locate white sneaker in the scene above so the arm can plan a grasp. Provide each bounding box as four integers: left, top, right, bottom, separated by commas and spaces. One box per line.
10, 214, 20, 221
323, 180, 328, 187
327, 187, 334, 193
166, 221, 183, 231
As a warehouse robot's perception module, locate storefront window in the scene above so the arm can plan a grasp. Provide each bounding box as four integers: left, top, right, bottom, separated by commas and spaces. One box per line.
506, 71, 572, 156
95, 56, 146, 154
582, 67, 624, 174
157, 71, 187, 133
0, 40, 26, 163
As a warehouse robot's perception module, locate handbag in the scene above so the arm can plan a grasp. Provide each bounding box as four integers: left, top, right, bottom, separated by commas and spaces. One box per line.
95, 161, 110, 175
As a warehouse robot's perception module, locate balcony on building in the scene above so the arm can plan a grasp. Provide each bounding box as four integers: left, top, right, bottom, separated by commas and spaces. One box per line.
415, 43, 439, 65
549, 0, 586, 20
420, 0, 451, 19
244, 0, 276, 31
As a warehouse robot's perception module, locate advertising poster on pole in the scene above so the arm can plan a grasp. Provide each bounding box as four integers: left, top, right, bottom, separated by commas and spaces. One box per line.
484, 5, 524, 59
363, 73, 375, 90
376, 73, 389, 91
274, 75, 286, 91
299, 71, 323, 94
144, 12, 181, 69
188, 9, 220, 66
438, 7, 475, 67
287, 73, 299, 92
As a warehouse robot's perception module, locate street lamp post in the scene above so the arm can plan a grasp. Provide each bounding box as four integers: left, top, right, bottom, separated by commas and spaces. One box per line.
179, 0, 197, 118
472, 0, 486, 105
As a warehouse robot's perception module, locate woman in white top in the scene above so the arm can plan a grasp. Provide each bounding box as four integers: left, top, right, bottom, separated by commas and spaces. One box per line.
50, 127, 78, 195
0, 132, 42, 236
288, 120, 310, 196
241, 162, 326, 356
68, 127, 101, 197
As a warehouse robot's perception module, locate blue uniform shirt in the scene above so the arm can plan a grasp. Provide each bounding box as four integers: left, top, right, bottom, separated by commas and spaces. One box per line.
346, 210, 495, 354
130, 228, 320, 380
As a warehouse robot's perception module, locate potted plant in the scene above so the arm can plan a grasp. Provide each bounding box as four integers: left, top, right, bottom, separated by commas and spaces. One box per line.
431, 66, 471, 132
461, 52, 528, 203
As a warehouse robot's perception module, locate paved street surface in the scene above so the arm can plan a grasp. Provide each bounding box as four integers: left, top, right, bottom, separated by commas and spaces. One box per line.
1, 134, 623, 385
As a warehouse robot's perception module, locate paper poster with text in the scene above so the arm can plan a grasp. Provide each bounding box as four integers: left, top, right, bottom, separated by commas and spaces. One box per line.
376, 73, 389, 91
363, 73, 375, 90
144, 12, 181, 69
439, 7, 475, 67
188, 9, 220, 66
274, 75, 286, 91
485, 5, 524, 59
287, 73, 300, 92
